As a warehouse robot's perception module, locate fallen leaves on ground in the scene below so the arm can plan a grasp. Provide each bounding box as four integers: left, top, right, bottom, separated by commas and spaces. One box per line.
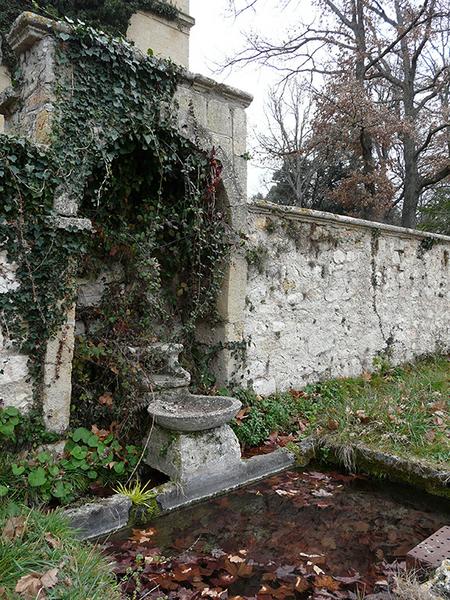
15, 568, 58, 599
44, 532, 62, 549
2, 516, 27, 541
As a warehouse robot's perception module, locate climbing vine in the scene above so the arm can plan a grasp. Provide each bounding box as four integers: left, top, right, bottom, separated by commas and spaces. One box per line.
0, 137, 83, 362
0, 19, 228, 437
0, 0, 178, 71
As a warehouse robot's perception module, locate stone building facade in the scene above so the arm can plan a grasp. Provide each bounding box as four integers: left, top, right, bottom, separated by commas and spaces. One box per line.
0, 6, 448, 432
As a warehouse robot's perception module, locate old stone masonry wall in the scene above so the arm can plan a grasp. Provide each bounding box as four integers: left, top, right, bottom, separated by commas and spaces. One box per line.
0, 252, 33, 412
244, 202, 450, 395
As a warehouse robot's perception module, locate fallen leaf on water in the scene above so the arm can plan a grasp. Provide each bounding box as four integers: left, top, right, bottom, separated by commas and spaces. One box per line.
314, 575, 340, 591
299, 553, 324, 560
228, 554, 246, 563
322, 536, 337, 549
295, 576, 310, 593
311, 489, 333, 498
131, 527, 156, 543
354, 521, 370, 533
2, 516, 27, 541
376, 548, 385, 560
312, 565, 325, 575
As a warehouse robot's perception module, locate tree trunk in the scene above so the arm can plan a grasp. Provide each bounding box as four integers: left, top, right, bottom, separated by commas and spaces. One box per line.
401, 137, 419, 228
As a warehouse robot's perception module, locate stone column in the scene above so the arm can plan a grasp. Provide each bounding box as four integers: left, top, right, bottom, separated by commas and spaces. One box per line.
175, 75, 253, 385
0, 13, 90, 432
127, 0, 195, 68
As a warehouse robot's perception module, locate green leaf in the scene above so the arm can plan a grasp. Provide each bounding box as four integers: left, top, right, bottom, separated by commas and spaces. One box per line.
38, 451, 51, 464
0, 485, 9, 497
113, 461, 125, 474
28, 467, 47, 487
12, 464, 25, 476
72, 427, 91, 444
70, 446, 88, 460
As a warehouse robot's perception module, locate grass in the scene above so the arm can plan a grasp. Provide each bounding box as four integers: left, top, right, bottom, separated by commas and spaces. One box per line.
0, 502, 120, 599
230, 355, 449, 469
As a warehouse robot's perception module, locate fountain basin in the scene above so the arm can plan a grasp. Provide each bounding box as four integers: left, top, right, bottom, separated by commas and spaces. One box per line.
148, 393, 242, 432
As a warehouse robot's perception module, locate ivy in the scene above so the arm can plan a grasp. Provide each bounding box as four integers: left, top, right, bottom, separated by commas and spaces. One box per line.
1, 20, 228, 436
0, 137, 85, 367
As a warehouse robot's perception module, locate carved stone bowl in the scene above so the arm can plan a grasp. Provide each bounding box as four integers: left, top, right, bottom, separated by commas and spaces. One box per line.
147, 393, 242, 432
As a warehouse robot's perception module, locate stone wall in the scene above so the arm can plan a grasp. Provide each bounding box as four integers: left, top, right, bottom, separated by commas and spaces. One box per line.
0, 252, 33, 412
0, 12, 252, 426
243, 202, 450, 395
175, 72, 252, 382
127, 0, 194, 67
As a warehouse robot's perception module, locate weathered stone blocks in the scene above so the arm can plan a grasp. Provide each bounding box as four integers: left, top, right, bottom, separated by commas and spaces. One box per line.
244, 203, 450, 393
146, 423, 242, 482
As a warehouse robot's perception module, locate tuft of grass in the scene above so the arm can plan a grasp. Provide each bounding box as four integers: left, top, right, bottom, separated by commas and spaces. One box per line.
231, 356, 449, 468
114, 479, 156, 509
0, 502, 120, 599
392, 571, 436, 599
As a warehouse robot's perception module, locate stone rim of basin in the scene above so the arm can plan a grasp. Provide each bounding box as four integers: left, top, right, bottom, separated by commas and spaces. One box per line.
147, 393, 242, 432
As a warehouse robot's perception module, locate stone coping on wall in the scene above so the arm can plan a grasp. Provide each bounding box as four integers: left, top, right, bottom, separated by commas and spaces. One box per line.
7, 11, 70, 54
180, 71, 253, 108
249, 200, 450, 242
4, 12, 253, 111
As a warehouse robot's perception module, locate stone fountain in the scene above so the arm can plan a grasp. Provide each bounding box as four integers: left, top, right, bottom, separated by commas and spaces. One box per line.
130, 343, 299, 510
133, 344, 242, 483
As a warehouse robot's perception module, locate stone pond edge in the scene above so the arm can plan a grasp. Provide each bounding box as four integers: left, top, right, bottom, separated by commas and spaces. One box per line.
64, 437, 449, 541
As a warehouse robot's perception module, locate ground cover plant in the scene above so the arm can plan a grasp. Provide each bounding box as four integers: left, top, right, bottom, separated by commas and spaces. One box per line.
0, 501, 120, 598
0, 416, 140, 504
230, 355, 449, 469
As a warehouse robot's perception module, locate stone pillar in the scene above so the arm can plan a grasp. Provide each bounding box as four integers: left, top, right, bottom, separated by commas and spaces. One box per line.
0, 13, 90, 432
175, 75, 253, 385
127, 0, 194, 68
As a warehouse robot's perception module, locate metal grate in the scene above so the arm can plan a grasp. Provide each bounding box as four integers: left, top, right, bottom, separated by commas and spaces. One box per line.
406, 526, 450, 571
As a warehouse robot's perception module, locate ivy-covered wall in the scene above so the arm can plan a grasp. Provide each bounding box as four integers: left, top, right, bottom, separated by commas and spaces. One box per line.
0, 12, 251, 435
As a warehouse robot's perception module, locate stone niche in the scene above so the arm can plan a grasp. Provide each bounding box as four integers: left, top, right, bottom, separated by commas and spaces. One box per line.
127, 0, 194, 68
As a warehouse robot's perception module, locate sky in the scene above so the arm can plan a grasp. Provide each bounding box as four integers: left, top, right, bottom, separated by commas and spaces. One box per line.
188, 0, 315, 196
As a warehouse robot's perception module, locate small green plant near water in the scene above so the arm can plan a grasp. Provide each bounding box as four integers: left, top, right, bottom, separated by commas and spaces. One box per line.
231, 356, 449, 468
114, 480, 157, 509
0, 425, 140, 504
0, 502, 120, 598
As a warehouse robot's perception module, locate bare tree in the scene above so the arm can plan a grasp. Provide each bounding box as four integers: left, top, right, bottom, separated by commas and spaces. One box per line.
226, 0, 450, 228
257, 83, 324, 207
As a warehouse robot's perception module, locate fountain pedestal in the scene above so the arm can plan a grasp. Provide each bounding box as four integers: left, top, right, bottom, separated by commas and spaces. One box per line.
138, 344, 243, 483
146, 423, 242, 483
139, 345, 295, 505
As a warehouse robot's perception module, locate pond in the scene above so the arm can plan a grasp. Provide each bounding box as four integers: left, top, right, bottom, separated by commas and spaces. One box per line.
104, 468, 449, 599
